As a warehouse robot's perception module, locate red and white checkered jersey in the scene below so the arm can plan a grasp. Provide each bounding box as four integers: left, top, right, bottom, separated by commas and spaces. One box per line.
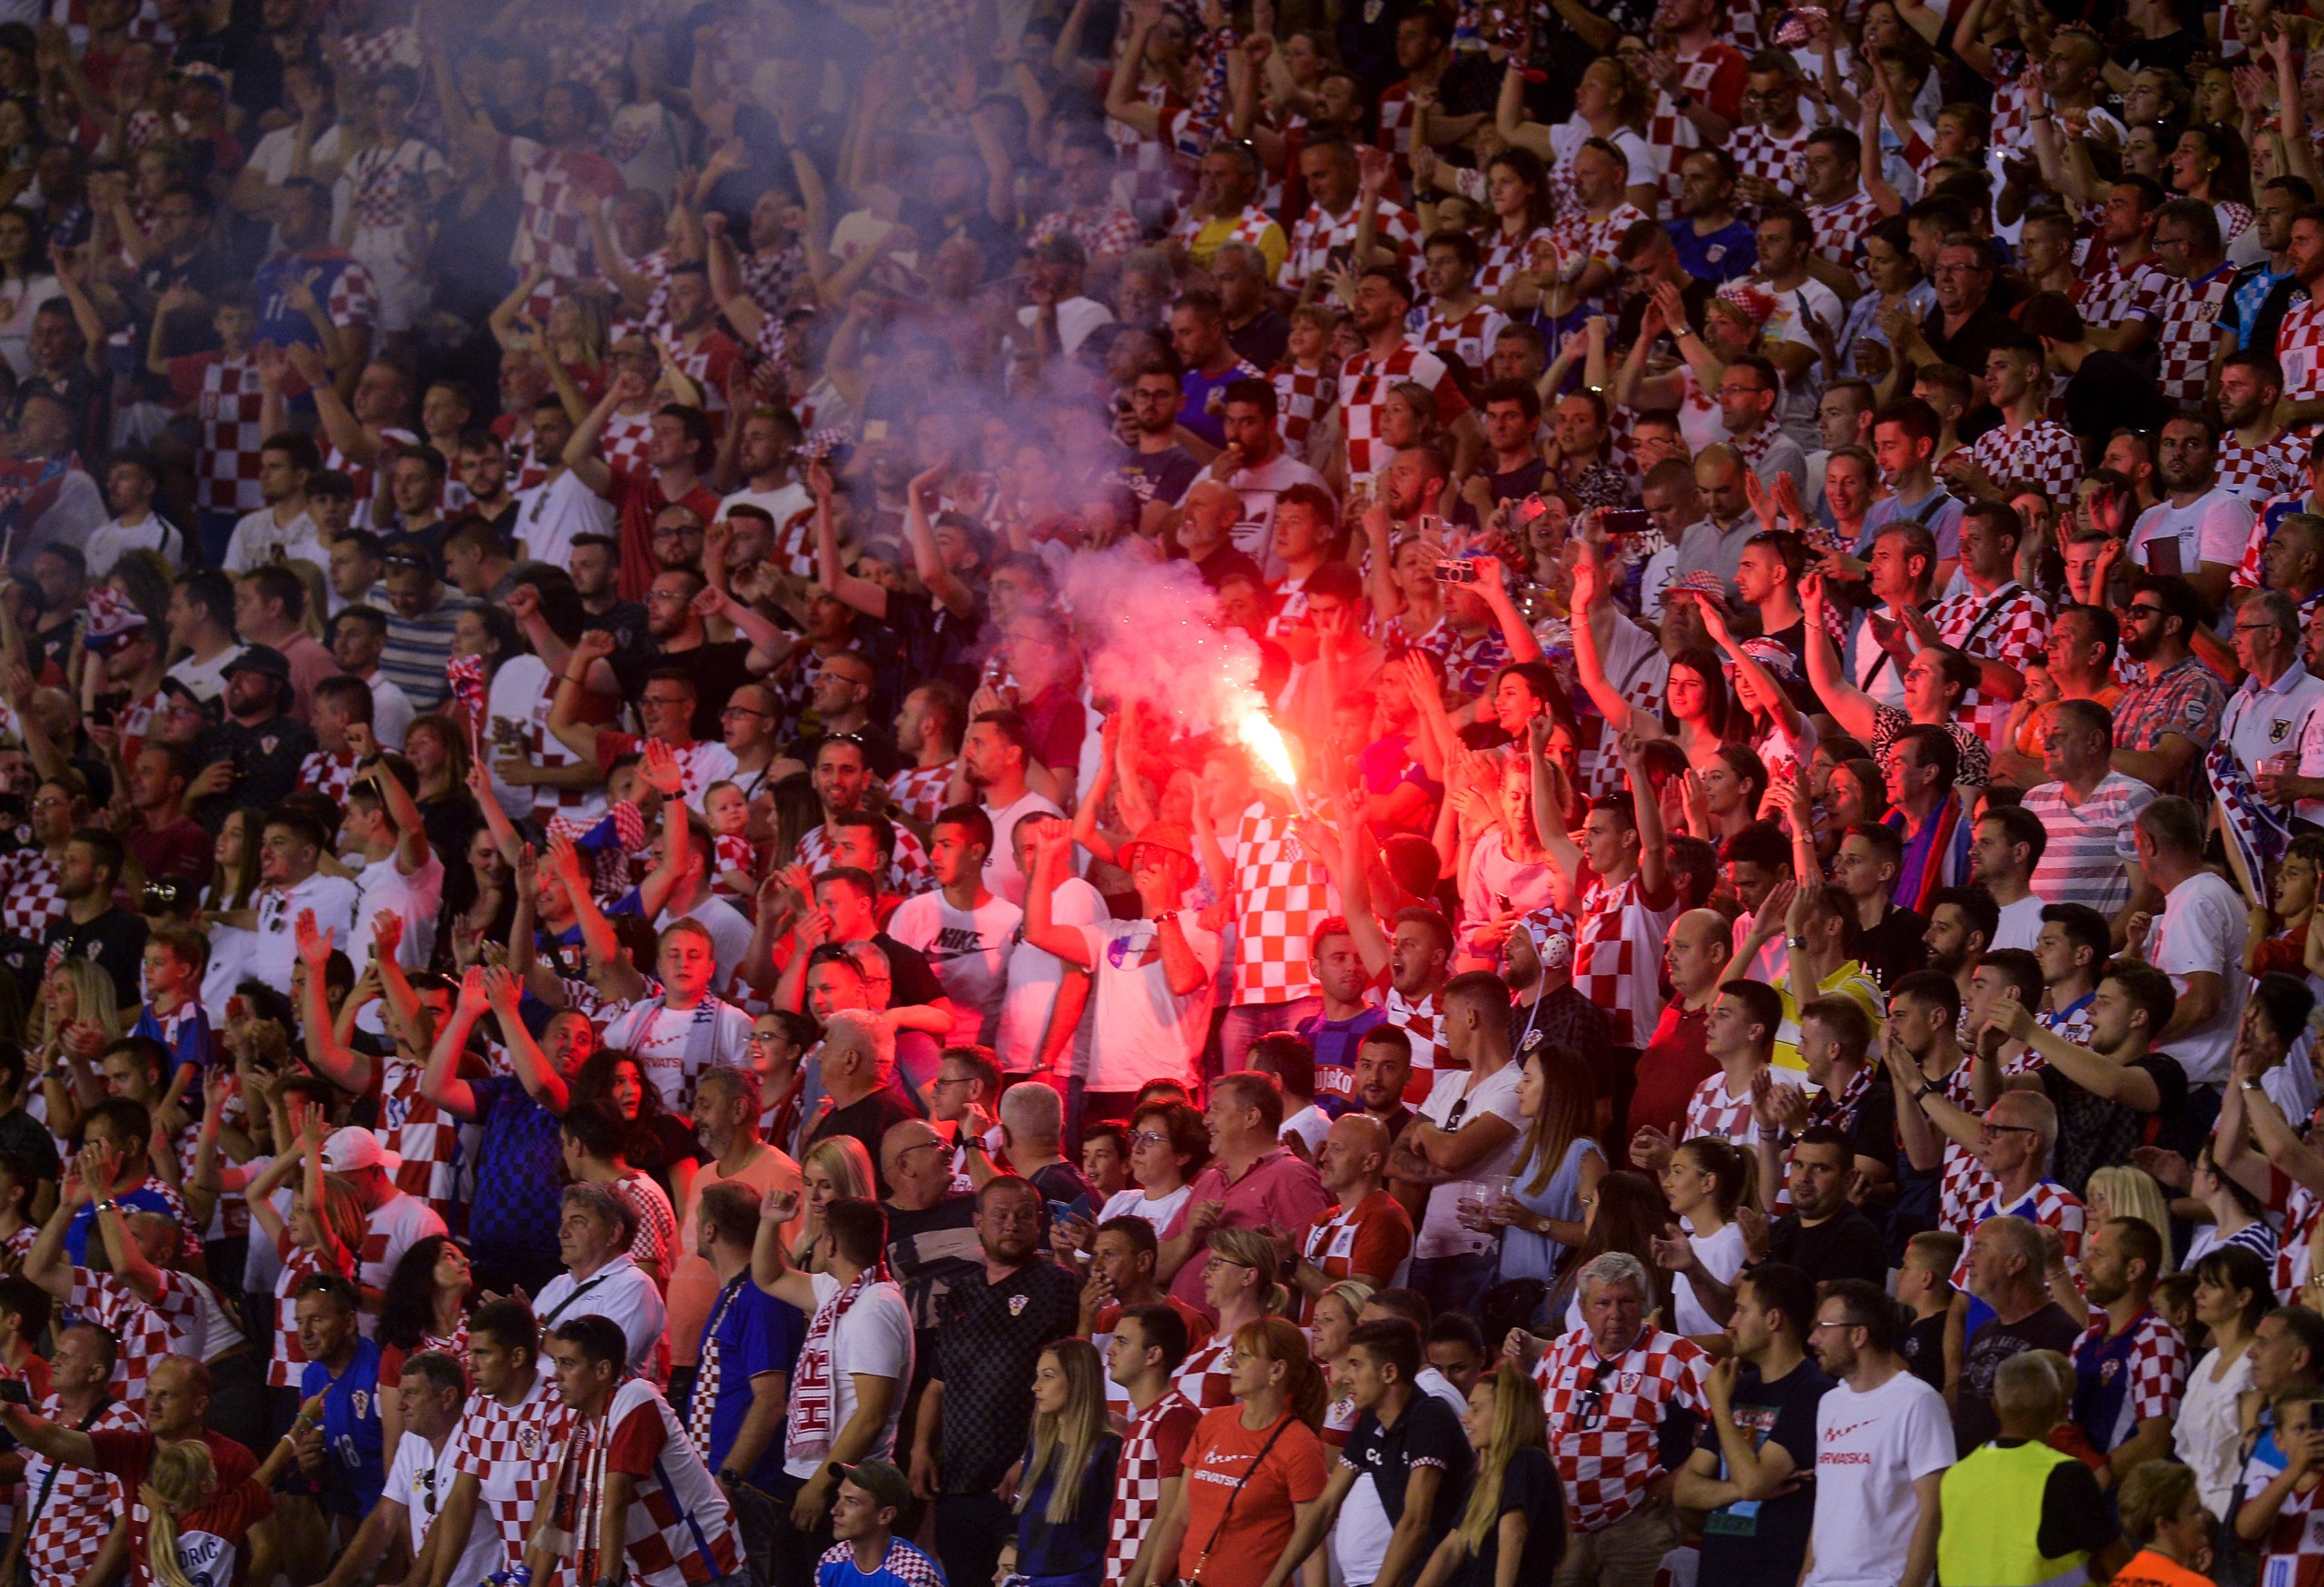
1950, 1178, 2089, 1285
503, 136, 624, 281
1683, 1067, 1800, 1149
1170, 1336, 1236, 1411
1806, 189, 1886, 276
267, 1227, 354, 1388
1338, 340, 1470, 480
1930, 578, 2050, 744
295, 748, 358, 807
1271, 363, 1336, 461
1105, 1389, 1201, 1579
1226, 803, 1339, 1005
600, 408, 655, 480
1031, 204, 1141, 263
1376, 82, 1420, 168
1169, 202, 1279, 259
1968, 416, 2083, 508
22, 1393, 142, 1587
1730, 122, 1815, 203
1545, 202, 1650, 314
2156, 265, 2236, 409
1281, 201, 1422, 295
379, 1056, 460, 1219
661, 327, 743, 435
0, 844, 64, 941
336, 24, 422, 79
2077, 252, 2171, 334
1644, 48, 1747, 204
69, 1269, 195, 1412
2221, 201, 2258, 259
1477, 224, 1552, 301
1989, 70, 2038, 153
885, 765, 953, 831
172, 353, 271, 515
1410, 301, 1509, 375
1935, 1056, 1996, 1234
1384, 986, 1452, 1099
1572, 862, 1680, 1049
453, 1372, 575, 1575
2282, 299, 2324, 405
793, 821, 932, 897
2073, 1307, 2188, 1445
1532, 1326, 1712, 1533
1108, 80, 1194, 216
2220, 429, 2313, 506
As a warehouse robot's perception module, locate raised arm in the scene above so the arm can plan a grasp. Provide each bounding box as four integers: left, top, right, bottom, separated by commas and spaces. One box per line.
294, 911, 373, 1094
1799, 572, 1880, 741
1021, 825, 1098, 968
419, 970, 487, 1122
751, 1186, 819, 1309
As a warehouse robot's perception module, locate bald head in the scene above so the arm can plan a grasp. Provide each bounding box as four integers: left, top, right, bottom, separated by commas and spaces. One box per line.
1667, 908, 1735, 1000
880, 1118, 950, 1207
1318, 1111, 1390, 1196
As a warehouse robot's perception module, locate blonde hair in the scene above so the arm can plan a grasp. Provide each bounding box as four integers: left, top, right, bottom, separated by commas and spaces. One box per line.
1318, 1278, 1375, 1325
143, 1440, 218, 1587
2087, 1166, 2178, 1274
1018, 1339, 1108, 1524
1457, 1363, 1548, 1555
794, 1135, 874, 1264
39, 958, 123, 1057
308, 1175, 366, 1268
1208, 1225, 1291, 1316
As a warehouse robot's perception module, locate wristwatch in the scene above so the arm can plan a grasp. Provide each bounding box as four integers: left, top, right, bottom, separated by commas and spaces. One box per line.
1786, 934, 1809, 951
1915, 1081, 1940, 1103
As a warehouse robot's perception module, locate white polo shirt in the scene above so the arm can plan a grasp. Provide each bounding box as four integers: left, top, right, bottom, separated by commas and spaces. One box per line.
534, 1253, 668, 1384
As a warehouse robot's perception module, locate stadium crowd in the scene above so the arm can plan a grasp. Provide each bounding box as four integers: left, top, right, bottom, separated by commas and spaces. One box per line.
11, 0, 2324, 1584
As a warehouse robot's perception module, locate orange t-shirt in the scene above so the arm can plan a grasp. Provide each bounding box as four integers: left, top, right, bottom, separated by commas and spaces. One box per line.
2107, 1547, 2215, 1587
1177, 1408, 1330, 1587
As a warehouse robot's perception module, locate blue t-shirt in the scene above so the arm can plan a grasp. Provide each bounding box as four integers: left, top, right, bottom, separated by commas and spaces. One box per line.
467, 1075, 566, 1266
303, 1335, 386, 1514
1295, 1006, 1386, 1117
816, 1538, 947, 1587
1664, 217, 1758, 285
694, 1275, 804, 1489
64, 1180, 181, 1266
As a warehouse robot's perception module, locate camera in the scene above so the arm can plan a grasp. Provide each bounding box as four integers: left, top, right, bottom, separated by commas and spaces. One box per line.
1434, 559, 1479, 584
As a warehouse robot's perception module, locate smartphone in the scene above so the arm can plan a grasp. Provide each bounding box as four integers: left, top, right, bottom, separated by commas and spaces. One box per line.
2146, 535, 2184, 577
0, 1379, 31, 1406
1603, 508, 1651, 540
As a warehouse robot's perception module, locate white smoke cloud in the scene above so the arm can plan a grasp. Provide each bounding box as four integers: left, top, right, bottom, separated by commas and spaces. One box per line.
1060, 546, 1266, 739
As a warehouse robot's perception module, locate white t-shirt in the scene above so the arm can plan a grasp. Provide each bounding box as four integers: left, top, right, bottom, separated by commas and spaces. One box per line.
1988, 893, 2048, 952
1097, 1184, 1193, 1234
1211, 450, 1331, 577
387, 1425, 503, 1587
722, 481, 812, 543
222, 507, 326, 575
1078, 917, 1223, 1092
167, 644, 248, 705
981, 791, 1066, 905
1281, 1104, 1331, 1158
350, 847, 446, 981
368, 672, 415, 749
516, 468, 618, 571
2128, 488, 2256, 577
85, 513, 183, 577
1413, 1061, 1528, 1260
600, 996, 756, 1113
2144, 871, 2250, 1086
1803, 1369, 1955, 1587
885, 890, 1023, 1048
659, 893, 754, 999
1012, 296, 1116, 357
483, 654, 553, 821
998, 875, 1103, 1073
1671, 1219, 1747, 1337
532, 1253, 667, 1383
783, 1270, 914, 1480
251, 872, 361, 992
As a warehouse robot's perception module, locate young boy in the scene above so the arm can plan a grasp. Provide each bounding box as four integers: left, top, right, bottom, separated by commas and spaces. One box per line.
1898, 1228, 1962, 1392
86, 451, 184, 575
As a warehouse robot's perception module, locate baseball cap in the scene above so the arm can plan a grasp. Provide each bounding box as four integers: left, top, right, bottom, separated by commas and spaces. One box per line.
222, 644, 290, 683
322, 1127, 402, 1175
828, 1459, 910, 1512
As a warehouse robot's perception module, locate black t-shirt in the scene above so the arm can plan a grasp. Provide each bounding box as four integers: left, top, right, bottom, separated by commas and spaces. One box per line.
1449, 1444, 1563, 1587
2063, 351, 2173, 462
882, 1192, 981, 1337
192, 713, 319, 830
789, 726, 903, 780
610, 640, 761, 743
1902, 1310, 1948, 1392
1846, 905, 1930, 991
587, 599, 651, 658
869, 932, 947, 1010
1766, 1210, 1890, 1290
1344, 1392, 1474, 1549
2042, 1050, 2187, 1196
1696, 1358, 1835, 1587
1955, 1304, 2087, 1454
810, 1082, 921, 1198
2112, 28, 2204, 76
1118, 447, 1203, 509
42, 907, 148, 1006
1227, 309, 1291, 372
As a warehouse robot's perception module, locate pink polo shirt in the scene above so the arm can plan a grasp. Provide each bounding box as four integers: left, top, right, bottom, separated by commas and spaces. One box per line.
1162, 1148, 1333, 1316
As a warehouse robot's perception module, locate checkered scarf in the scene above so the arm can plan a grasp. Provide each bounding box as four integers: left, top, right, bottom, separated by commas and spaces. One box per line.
686, 1275, 749, 1455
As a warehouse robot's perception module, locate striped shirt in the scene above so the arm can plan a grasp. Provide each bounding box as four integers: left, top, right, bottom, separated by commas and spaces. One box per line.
2019, 774, 2161, 917
367, 584, 476, 713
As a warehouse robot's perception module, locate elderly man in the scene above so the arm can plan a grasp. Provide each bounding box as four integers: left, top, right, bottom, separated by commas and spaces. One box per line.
805, 1010, 920, 1195
1156, 1070, 1329, 1313
2018, 700, 2159, 915
1952, 1214, 2087, 1454
1521, 1252, 1711, 1587
2229, 590, 2324, 812
879, 1117, 980, 1384
1801, 1280, 1954, 1587
533, 1182, 668, 1385
1938, 1353, 2128, 1585
1294, 1113, 1411, 1314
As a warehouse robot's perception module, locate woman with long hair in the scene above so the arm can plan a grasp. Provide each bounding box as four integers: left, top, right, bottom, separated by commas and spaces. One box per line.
1012, 1338, 1121, 1587
2175, 1243, 2270, 1523
791, 1135, 874, 1271
1154, 1316, 1330, 1587
1412, 1362, 1562, 1587
33, 957, 124, 1138
373, 1233, 473, 1470
435, 821, 517, 973
198, 805, 265, 1013
0, 204, 54, 384
1839, 217, 1934, 383
401, 715, 482, 864
448, 605, 533, 821
2169, 121, 2260, 262
1543, 1170, 1673, 1329
572, 1048, 701, 1209
1656, 1138, 1751, 1341
1174, 1225, 1292, 1411
1315, 1278, 1375, 1448
2086, 1165, 2179, 1274
1480, 1043, 1602, 1303
2185, 1141, 2277, 1267
143, 1439, 276, 1587
1575, 618, 1736, 772
1803, 573, 1992, 792
1700, 599, 1818, 787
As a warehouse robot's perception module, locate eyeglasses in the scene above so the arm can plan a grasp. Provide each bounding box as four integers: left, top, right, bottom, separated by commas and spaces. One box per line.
1569, 1356, 1618, 1432
722, 705, 771, 720
1978, 1120, 2040, 1139
1130, 1129, 1170, 1147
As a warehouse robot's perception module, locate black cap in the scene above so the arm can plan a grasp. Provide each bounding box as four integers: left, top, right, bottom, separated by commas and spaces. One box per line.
222, 645, 290, 683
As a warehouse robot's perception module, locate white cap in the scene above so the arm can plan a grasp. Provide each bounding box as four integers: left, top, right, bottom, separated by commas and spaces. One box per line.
322, 1127, 401, 1175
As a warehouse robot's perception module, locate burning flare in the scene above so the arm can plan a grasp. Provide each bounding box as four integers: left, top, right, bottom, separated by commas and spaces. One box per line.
1240, 710, 1307, 814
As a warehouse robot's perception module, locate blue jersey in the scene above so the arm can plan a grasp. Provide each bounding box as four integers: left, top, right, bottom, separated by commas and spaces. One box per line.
1663, 217, 1757, 285
693, 1276, 803, 1489
131, 1004, 212, 1084
815, 1539, 946, 1587
303, 1336, 386, 1514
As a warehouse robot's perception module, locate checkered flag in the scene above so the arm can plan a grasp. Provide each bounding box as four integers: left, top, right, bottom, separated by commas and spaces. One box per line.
2208, 737, 2291, 901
